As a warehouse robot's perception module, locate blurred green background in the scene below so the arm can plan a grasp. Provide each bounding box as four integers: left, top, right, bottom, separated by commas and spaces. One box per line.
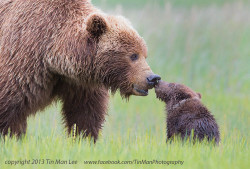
1, 0, 249, 169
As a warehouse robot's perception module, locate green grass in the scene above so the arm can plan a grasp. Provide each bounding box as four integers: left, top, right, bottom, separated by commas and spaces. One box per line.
93, 0, 250, 8
1, 1, 250, 169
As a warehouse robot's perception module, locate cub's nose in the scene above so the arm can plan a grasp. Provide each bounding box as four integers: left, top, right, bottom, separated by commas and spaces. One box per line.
147, 74, 161, 87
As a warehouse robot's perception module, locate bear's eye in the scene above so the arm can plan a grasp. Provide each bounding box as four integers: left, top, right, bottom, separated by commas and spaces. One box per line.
130, 54, 139, 61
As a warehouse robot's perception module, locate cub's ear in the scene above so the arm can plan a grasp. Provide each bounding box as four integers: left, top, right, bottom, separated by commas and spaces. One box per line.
197, 92, 202, 99
86, 13, 108, 38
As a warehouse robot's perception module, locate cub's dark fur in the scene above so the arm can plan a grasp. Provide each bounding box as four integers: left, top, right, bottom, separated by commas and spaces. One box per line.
155, 81, 220, 144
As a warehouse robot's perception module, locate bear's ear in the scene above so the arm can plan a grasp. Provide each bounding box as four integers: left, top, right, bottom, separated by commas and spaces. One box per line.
86, 13, 108, 38
197, 92, 202, 99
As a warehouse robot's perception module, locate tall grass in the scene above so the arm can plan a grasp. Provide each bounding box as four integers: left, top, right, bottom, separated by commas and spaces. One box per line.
1, 1, 249, 169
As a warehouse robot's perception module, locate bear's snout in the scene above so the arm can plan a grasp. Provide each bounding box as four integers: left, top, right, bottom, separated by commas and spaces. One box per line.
154, 80, 171, 101
131, 74, 160, 96
154, 80, 169, 89
147, 74, 161, 87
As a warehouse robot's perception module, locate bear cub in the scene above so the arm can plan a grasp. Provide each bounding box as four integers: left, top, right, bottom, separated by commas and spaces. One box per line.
155, 81, 220, 144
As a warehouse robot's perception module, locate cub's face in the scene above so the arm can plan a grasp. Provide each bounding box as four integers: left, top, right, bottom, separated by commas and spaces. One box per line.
155, 81, 201, 104
86, 13, 160, 98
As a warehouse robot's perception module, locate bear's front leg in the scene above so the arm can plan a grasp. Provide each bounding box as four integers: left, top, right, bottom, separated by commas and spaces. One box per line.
61, 86, 109, 142
0, 114, 27, 138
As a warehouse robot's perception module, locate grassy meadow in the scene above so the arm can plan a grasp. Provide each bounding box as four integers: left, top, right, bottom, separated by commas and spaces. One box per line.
1, 0, 250, 169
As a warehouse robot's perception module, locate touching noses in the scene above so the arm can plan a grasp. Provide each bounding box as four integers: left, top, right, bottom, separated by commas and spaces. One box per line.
147, 74, 161, 87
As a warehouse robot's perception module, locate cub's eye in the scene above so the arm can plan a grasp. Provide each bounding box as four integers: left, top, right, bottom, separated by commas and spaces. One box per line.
130, 54, 139, 61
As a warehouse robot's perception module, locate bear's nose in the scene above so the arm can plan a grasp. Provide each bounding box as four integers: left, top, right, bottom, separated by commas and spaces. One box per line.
147, 74, 161, 87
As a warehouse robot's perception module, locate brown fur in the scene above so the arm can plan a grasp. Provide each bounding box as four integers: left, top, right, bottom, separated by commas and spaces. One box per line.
155, 81, 220, 144
0, 0, 158, 141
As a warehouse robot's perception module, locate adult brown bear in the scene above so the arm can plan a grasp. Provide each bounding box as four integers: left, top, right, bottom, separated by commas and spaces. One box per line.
0, 0, 160, 141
